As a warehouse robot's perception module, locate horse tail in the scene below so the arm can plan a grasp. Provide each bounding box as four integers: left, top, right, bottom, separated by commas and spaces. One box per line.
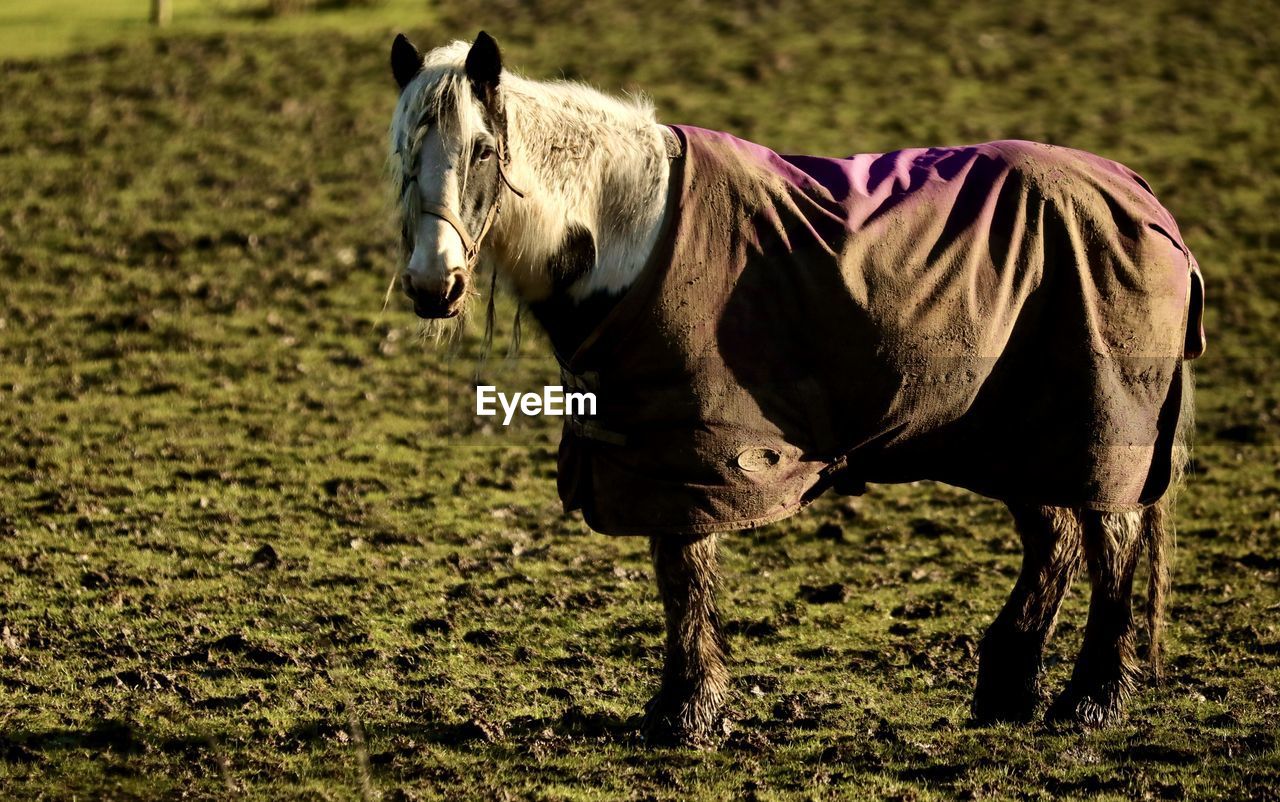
1145, 362, 1194, 681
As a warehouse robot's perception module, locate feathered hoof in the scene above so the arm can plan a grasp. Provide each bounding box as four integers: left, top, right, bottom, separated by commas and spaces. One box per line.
640, 688, 728, 748
1045, 683, 1131, 729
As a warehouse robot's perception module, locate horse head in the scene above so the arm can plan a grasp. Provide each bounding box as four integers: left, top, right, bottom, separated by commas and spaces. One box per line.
388, 31, 522, 321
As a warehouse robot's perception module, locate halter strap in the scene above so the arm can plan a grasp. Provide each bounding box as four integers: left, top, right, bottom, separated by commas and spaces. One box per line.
418, 136, 526, 271
421, 200, 481, 258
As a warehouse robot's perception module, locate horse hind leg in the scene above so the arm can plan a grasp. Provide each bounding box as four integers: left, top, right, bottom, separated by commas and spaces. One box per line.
973, 505, 1083, 722
642, 533, 730, 747
1048, 361, 1186, 726
1047, 506, 1153, 726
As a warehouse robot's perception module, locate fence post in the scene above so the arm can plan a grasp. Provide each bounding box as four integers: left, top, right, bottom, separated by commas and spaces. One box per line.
151, 0, 172, 27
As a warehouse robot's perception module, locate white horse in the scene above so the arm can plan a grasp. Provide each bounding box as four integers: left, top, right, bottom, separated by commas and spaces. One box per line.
388, 33, 669, 332
387, 31, 1201, 745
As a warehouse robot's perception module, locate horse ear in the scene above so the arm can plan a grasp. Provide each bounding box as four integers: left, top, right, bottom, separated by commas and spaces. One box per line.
465, 31, 503, 104
391, 33, 423, 91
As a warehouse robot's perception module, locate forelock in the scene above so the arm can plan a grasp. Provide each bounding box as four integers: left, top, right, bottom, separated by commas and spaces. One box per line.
390, 42, 490, 159
388, 41, 495, 252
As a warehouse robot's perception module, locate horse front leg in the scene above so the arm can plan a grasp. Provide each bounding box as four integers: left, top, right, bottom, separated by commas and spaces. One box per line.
641, 533, 729, 747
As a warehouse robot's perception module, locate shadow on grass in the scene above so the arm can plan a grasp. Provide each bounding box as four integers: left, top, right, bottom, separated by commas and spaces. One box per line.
273, 704, 637, 759
1, 719, 216, 764
221, 0, 390, 21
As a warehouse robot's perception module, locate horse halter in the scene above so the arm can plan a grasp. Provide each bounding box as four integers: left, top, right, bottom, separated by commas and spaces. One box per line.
406, 131, 525, 272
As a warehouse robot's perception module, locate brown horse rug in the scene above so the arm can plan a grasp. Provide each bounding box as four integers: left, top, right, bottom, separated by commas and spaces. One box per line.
557, 125, 1206, 536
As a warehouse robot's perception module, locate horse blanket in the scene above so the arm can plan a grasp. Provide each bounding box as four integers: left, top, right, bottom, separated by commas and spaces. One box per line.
556, 125, 1205, 536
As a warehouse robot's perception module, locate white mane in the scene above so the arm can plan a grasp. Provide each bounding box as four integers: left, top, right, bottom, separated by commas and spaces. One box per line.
389, 41, 671, 305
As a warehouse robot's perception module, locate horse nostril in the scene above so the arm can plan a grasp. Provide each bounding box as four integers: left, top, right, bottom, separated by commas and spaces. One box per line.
400, 272, 415, 297
445, 271, 468, 304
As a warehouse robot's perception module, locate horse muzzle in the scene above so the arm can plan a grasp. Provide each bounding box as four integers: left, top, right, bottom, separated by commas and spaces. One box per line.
402, 269, 468, 319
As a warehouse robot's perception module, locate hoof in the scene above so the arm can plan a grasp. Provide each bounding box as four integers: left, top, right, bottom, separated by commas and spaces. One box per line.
1046, 683, 1130, 729
640, 687, 727, 748
971, 680, 1042, 724
973, 633, 1047, 724
972, 656, 1044, 723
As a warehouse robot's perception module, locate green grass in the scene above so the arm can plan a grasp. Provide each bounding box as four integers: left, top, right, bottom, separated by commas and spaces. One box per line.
0, 0, 429, 60
1, 0, 1278, 799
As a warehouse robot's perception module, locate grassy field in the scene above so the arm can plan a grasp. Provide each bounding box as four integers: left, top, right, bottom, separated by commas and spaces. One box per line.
1, 0, 1278, 799
0, 0, 430, 60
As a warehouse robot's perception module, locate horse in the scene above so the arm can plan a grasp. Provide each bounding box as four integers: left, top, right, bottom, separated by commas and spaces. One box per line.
386, 31, 1204, 745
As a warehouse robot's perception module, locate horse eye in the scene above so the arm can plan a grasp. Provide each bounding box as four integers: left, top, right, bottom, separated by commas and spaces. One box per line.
474, 145, 495, 163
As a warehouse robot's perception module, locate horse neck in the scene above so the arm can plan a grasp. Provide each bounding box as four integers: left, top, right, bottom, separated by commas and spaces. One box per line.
489, 84, 673, 357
